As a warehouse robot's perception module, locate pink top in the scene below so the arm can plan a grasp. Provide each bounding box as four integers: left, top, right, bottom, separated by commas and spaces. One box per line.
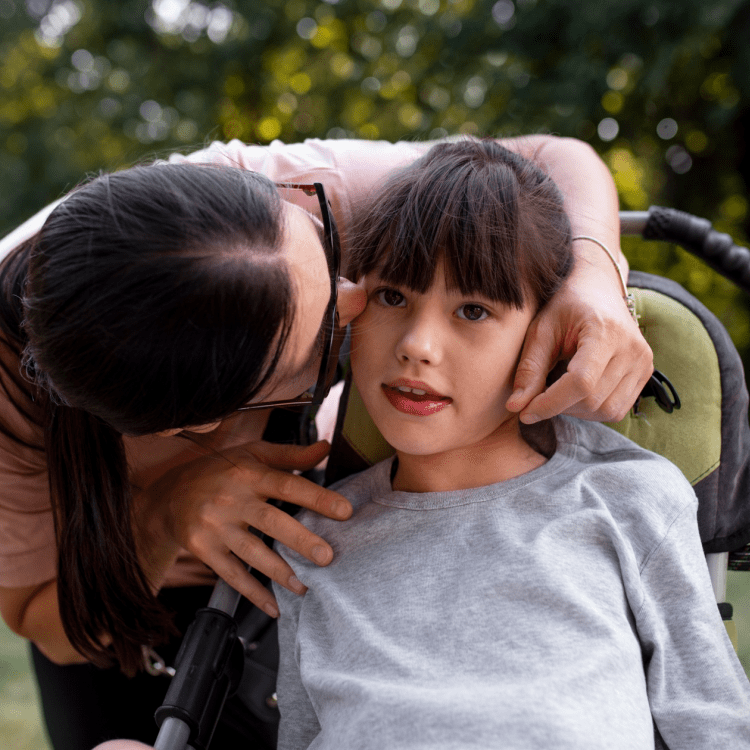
0, 138, 429, 589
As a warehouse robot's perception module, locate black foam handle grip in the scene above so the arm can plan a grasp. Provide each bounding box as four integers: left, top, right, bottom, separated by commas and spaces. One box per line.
643, 206, 750, 294
155, 608, 244, 750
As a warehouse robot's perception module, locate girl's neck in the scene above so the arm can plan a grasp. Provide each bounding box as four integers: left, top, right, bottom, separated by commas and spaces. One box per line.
392, 419, 548, 493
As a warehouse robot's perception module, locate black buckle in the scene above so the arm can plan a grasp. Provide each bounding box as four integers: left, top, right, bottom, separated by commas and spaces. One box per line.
636, 369, 681, 414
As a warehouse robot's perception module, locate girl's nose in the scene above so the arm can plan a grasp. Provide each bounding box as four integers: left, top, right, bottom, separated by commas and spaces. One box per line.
395, 314, 442, 366
336, 278, 367, 328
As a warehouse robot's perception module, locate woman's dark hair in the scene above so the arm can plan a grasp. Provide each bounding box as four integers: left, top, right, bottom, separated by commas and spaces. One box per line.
346, 138, 573, 309
0, 162, 293, 674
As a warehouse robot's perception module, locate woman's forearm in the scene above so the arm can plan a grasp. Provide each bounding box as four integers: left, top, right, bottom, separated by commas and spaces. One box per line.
503, 135, 652, 423
515, 135, 626, 273
0, 580, 87, 665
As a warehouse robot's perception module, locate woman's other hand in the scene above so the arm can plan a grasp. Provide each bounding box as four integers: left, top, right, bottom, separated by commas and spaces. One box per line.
506, 256, 653, 424
143, 439, 351, 617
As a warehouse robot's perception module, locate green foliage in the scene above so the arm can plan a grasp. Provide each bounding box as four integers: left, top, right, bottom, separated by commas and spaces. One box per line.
1, 0, 750, 355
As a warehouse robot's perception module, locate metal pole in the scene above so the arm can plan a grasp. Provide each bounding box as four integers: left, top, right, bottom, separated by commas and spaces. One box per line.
207, 577, 242, 617
619, 211, 649, 235
154, 717, 193, 750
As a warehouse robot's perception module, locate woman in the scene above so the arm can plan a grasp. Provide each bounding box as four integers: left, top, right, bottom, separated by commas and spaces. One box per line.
0, 136, 651, 748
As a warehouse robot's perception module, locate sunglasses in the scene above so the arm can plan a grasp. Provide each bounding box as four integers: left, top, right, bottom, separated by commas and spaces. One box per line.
237, 182, 342, 411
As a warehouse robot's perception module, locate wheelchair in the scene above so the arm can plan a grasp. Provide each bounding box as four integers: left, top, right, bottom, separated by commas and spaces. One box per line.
153, 206, 750, 750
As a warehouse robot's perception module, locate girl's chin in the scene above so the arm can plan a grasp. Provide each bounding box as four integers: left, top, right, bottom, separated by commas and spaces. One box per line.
381, 431, 457, 458
380, 418, 519, 460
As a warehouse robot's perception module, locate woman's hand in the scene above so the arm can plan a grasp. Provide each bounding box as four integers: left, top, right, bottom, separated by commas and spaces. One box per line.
145, 439, 351, 617
506, 257, 653, 424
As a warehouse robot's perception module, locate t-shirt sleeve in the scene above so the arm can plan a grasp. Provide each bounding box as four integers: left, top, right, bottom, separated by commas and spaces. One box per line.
634, 500, 750, 746
273, 577, 322, 750
0, 344, 55, 588
167, 138, 430, 250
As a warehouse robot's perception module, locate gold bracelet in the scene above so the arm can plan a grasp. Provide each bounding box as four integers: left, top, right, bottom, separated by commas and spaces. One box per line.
571, 235, 638, 323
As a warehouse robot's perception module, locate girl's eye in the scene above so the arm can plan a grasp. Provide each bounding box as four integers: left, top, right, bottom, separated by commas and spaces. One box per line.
457, 304, 488, 321
376, 288, 406, 307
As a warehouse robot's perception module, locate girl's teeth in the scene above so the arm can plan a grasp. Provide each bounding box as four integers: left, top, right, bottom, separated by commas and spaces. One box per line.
396, 386, 429, 396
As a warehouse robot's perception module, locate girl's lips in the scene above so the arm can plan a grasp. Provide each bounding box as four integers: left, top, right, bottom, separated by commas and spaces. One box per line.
381, 384, 452, 416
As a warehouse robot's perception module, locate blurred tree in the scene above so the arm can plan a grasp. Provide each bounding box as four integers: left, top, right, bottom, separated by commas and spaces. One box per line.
1, 0, 749, 353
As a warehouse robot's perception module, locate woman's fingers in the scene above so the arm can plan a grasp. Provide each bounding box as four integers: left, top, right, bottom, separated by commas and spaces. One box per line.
196, 493, 340, 614
238, 457, 352, 520
248, 439, 332, 473
518, 335, 613, 422
201, 542, 285, 617
508, 285, 653, 423
182, 469, 344, 567
237, 440, 352, 520
520, 342, 653, 424
506, 314, 560, 414
157, 438, 356, 610
222, 524, 308, 594
239, 499, 335, 567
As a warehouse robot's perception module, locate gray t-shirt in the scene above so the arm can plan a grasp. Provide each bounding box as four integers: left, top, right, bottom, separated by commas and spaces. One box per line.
274, 417, 750, 749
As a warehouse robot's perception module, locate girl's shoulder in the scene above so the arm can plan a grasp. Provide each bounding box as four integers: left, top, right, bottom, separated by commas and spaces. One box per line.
553, 416, 698, 545
556, 415, 691, 486
326, 457, 394, 509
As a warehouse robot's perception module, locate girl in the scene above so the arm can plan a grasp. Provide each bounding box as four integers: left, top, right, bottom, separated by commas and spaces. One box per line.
274, 140, 750, 749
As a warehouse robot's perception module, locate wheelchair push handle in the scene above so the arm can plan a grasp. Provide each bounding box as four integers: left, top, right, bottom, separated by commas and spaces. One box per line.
620, 206, 750, 294
154, 578, 245, 750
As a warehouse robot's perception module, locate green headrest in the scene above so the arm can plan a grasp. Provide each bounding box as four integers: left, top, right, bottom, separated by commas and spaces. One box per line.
606, 287, 721, 486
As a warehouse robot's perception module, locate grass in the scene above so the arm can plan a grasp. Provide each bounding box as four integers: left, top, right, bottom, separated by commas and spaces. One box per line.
0, 618, 50, 750
1, 573, 748, 749
727, 570, 750, 674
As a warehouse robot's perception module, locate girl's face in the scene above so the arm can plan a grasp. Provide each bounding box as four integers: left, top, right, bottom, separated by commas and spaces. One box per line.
350, 262, 535, 458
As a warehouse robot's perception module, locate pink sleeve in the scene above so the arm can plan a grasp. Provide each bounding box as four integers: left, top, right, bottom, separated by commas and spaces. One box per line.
169, 138, 430, 248
0, 139, 430, 263
0, 345, 56, 588
0, 441, 56, 588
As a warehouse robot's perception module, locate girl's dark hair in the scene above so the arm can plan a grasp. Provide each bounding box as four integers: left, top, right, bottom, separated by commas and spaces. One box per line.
346, 138, 573, 309
0, 163, 293, 674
